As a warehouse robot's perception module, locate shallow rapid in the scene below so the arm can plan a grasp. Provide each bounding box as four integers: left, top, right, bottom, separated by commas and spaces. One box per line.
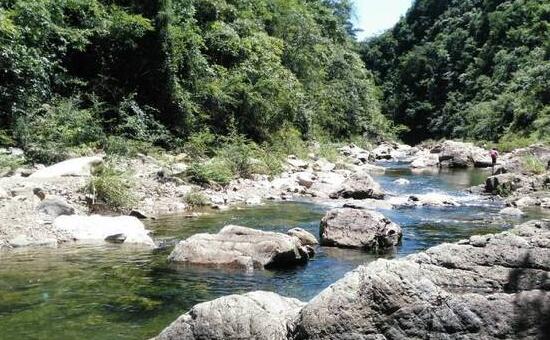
0, 163, 548, 339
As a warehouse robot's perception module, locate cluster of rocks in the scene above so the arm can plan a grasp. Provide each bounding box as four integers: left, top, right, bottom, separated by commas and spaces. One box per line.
154, 219, 550, 339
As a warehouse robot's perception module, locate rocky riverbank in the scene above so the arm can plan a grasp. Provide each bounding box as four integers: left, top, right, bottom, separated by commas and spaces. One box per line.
154, 219, 550, 339
1, 140, 548, 250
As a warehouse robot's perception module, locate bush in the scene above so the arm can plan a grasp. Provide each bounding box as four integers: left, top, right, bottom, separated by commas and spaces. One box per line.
216, 134, 257, 179
497, 135, 536, 153
0, 153, 25, 175
85, 164, 136, 210
269, 126, 309, 160
184, 159, 234, 186
184, 130, 216, 159
15, 98, 105, 164
183, 190, 209, 208
522, 155, 546, 174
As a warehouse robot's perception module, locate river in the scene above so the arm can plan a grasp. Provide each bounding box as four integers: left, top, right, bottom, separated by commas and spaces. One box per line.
1, 162, 548, 339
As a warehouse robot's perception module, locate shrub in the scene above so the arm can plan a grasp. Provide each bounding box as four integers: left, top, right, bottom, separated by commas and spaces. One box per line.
497, 135, 536, 153
522, 155, 546, 174
184, 159, 234, 186
183, 190, 209, 208
0, 153, 25, 175
217, 134, 257, 179
15, 98, 105, 164
269, 126, 309, 159
317, 142, 340, 162
85, 164, 136, 210
184, 129, 216, 159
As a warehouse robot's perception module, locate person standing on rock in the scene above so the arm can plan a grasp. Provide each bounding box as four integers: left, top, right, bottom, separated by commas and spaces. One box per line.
490, 147, 499, 174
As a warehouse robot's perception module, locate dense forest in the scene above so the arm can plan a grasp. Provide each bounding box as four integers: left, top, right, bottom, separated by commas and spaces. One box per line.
361, 0, 549, 145
0, 0, 398, 163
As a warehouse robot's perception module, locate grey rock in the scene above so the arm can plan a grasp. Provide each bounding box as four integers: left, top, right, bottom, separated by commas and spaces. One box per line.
37, 197, 75, 218
154, 291, 304, 340
287, 227, 318, 245
320, 208, 402, 250
485, 173, 532, 194
105, 233, 126, 244
329, 173, 384, 200
499, 207, 524, 216
292, 220, 550, 340
168, 225, 311, 271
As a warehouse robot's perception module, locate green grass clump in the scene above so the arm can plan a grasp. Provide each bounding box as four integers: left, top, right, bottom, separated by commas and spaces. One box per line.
0, 154, 25, 175
183, 190, 209, 208
86, 164, 136, 210
522, 155, 546, 174
184, 159, 234, 186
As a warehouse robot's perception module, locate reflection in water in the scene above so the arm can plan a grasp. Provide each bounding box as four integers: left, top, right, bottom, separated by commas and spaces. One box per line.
1, 165, 549, 339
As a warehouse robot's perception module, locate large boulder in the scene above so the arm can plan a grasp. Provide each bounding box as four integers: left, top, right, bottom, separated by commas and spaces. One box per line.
410, 150, 440, 168
320, 208, 402, 250
154, 291, 304, 340
168, 225, 311, 271
293, 220, 550, 339
437, 140, 487, 168
485, 173, 533, 195
371, 143, 393, 160
53, 215, 155, 246
307, 172, 346, 198
329, 173, 384, 200
29, 156, 103, 178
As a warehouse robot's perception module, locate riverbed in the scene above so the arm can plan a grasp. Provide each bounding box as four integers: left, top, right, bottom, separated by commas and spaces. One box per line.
1, 163, 548, 339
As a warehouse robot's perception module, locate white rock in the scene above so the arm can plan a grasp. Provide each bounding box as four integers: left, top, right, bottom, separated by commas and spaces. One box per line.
393, 178, 410, 185
0, 186, 8, 199
30, 156, 103, 178
499, 207, 524, 216
53, 215, 155, 246
513, 197, 540, 208
245, 196, 262, 205
313, 159, 336, 172
410, 151, 439, 168
286, 157, 308, 169
408, 193, 460, 207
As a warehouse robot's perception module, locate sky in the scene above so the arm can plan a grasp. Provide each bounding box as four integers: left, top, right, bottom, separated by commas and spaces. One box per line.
351, 0, 413, 41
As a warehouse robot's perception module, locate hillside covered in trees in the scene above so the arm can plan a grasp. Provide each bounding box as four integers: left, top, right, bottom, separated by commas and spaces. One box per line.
0, 0, 398, 163
361, 0, 549, 145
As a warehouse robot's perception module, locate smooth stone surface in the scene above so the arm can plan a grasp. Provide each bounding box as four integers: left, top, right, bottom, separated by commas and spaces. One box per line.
154, 291, 304, 340
499, 207, 524, 216
29, 156, 103, 178
320, 208, 402, 250
53, 215, 154, 246
393, 178, 410, 185
168, 225, 311, 271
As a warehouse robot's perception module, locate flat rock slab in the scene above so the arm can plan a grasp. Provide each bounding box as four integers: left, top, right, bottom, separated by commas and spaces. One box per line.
293, 220, 550, 339
53, 215, 155, 247
320, 208, 402, 250
168, 225, 311, 271
30, 156, 103, 178
154, 291, 305, 340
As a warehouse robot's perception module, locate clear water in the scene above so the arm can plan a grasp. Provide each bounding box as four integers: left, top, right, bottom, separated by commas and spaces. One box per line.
1, 163, 548, 339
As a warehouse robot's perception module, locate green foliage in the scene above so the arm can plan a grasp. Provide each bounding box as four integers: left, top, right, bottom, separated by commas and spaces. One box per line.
184, 159, 234, 186
0, 153, 25, 174
183, 190, 208, 208
1, 0, 394, 154
216, 133, 257, 179
15, 98, 104, 164
269, 126, 309, 160
86, 163, 136, 210
362, 0, 550, 144
522, 155, 546, 174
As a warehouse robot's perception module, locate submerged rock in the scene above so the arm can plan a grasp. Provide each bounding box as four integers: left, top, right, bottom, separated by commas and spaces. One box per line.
320, 208, 402, 250
408, 193, 460, 207
154, 291, 304, 340
499, 207, 524, 216
393, 178, 410, 185
29, 156, 103, 178
104, 233, 127, 244
168, 225, 311, 271
329, 173, 384, 200
293, 220, 550, 339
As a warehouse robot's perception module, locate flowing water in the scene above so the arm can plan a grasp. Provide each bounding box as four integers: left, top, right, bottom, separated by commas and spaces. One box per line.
1, 163, 549, 339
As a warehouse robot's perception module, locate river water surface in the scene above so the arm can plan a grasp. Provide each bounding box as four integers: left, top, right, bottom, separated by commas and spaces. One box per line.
1, 163, 548, 339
